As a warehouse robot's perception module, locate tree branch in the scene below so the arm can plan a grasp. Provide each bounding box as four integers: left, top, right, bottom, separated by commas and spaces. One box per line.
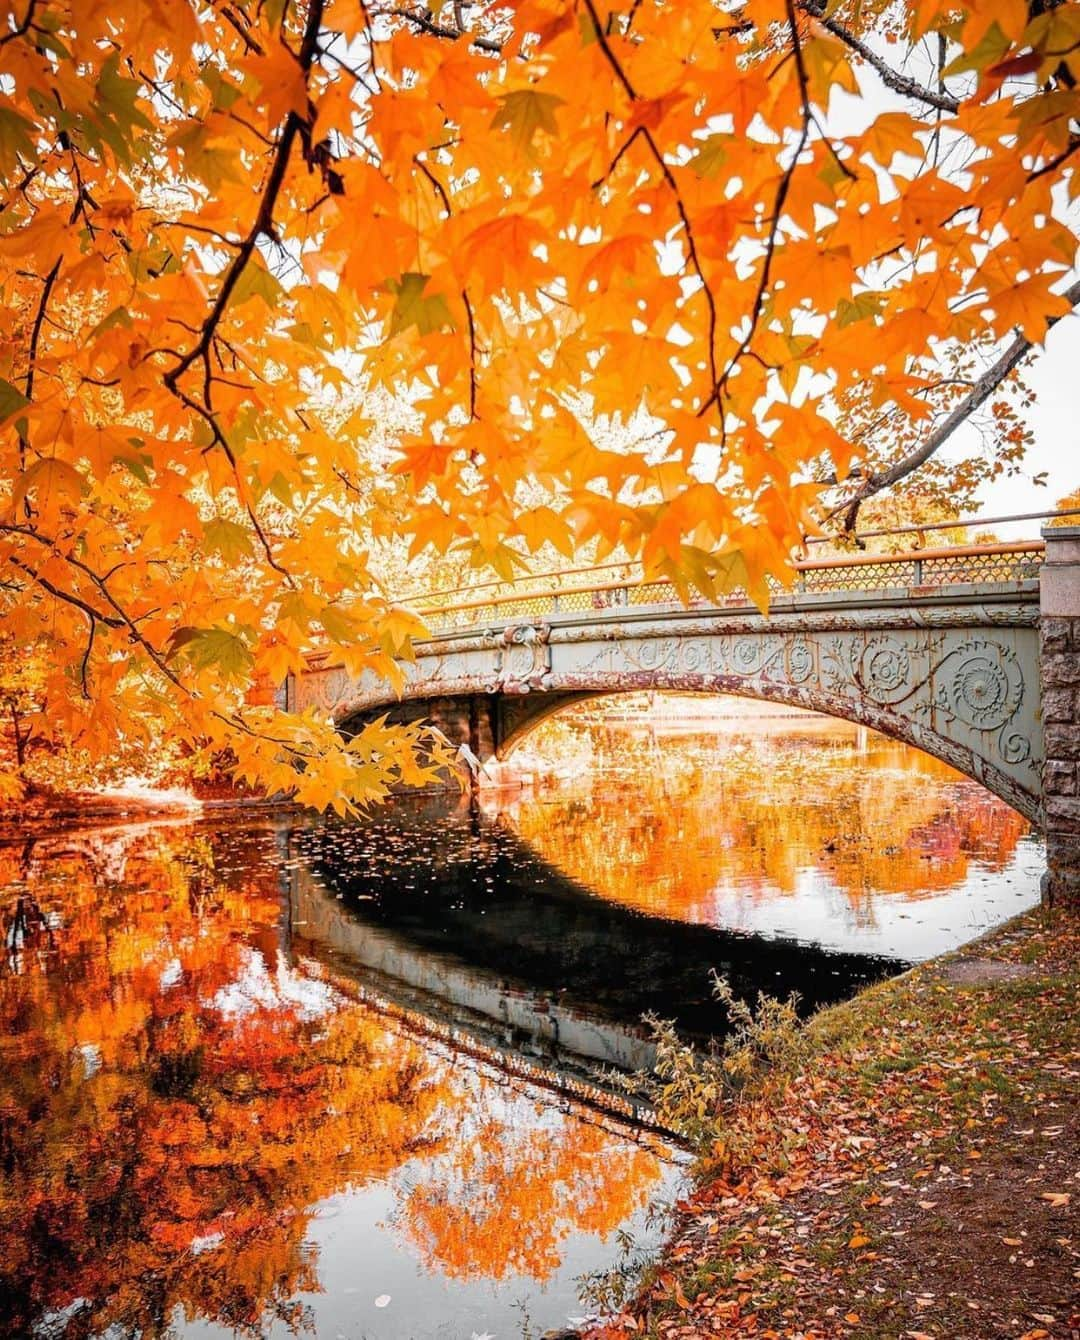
699, 1, 812, 423
368, 4, 502, 53
834, 276, 1080, 531
6, 554, 125, 631
582, 0, 721, 405
0, 0, 37, 47
797, 2, 959, 114
19, 258, 60, 475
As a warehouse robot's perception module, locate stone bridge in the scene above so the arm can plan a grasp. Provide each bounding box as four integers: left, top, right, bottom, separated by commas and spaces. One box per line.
291, 528, 1080, 905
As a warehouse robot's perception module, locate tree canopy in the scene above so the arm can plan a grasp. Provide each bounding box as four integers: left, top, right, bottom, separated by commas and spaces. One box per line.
1, 0, 1078, 808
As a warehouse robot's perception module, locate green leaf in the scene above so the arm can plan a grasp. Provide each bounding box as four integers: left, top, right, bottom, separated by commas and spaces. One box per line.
836, 291, 883, 328
319, 604, 360, 643
0, 376, 30, 426
230, 256, 285, 310
388, 273, 454, 337
91, 306, 133, 339
12, 457, 85, 511
266, 470, 294, 508
203, 516, 254, 563
127, 245, 178, 284
94, 54, 154, 164
944, 22, 1011, 77
490, 89, 564, 155
200, 63, 243, 110
278, 591, 315, 631
0, 106, 37, 174
168, 626, 254, 680
119, 452, 151, 484
688, 133, 732, 179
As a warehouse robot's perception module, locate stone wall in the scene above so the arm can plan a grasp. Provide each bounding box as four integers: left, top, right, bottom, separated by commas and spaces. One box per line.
1041, 528, 1080, 908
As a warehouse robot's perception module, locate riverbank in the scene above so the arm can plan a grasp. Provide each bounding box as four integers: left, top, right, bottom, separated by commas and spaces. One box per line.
592, 908, 1078, 1340
0, 786, 301, 841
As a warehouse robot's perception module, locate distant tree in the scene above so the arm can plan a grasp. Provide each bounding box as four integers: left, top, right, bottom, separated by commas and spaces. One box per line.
1048, 487, 1080, 525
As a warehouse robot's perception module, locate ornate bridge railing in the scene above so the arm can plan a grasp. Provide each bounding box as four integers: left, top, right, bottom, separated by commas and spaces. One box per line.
410, 540, 1044, 635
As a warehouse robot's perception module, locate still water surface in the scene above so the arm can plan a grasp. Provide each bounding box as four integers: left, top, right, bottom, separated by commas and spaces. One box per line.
0, 717, 1043, 1339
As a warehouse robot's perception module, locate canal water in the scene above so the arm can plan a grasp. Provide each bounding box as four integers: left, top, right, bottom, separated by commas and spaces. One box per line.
0, 715, 1044, 1339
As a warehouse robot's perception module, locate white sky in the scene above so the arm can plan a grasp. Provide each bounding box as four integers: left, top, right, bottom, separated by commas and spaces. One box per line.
975, 316, 1079, 535
823, 52, 1080, 539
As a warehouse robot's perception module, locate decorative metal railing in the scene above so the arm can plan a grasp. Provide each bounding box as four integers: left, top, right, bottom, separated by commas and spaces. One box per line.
412, 540, 1045, 634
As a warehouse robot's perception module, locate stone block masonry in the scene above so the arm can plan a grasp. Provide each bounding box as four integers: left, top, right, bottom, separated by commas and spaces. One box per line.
1040, 528, 1080, 908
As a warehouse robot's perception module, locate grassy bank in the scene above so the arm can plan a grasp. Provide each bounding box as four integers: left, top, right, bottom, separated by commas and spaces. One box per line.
591, 909, 1079, 1340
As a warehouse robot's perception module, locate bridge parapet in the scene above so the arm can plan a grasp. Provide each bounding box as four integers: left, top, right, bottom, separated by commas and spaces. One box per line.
411, 541, 1045, 634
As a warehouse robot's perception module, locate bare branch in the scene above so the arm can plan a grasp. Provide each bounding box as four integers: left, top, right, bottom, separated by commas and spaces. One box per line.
368, 4, 502, 53
834, 277, 1080, 530
0, 0, 37, 47
19, 258, 60, 476
796, 2, 959, 114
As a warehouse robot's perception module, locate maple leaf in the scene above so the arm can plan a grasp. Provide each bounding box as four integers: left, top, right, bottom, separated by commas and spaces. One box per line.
489, 89, 564, 155
388, 273, 455, 337
391, 438, 456, 489
203, 517, 255, 563
167, 627, 254, 682
989, 277, 1072, 343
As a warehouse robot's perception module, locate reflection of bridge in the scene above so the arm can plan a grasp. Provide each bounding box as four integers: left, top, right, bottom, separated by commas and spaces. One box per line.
287, 797, 904, 1076
291, 528, 1080, 904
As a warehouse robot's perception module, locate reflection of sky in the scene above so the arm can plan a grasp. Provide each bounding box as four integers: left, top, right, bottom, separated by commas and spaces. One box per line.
208, 945, 338, 1020
180, 1160, 683, 1340
512, 722, 1045, 960
702, 838, 1044, 961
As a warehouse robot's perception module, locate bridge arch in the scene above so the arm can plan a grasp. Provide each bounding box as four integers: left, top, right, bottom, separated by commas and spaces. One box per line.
325, 592, 1043, 823
292, 530, 1080, 905
492, 676, 1035, 818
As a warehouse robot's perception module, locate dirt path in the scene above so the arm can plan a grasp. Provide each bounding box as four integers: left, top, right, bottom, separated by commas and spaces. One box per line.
591, 911, 1079, 1340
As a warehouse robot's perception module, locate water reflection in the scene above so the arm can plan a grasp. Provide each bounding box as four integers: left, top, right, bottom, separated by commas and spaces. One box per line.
0, 715, 1044, 1338
0, 822, 673, 1340
503, 713, 1042, 959
299, 796, 905, 1044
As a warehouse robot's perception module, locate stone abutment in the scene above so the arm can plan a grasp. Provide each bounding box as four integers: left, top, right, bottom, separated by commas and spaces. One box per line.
1041, 526, 1080, 908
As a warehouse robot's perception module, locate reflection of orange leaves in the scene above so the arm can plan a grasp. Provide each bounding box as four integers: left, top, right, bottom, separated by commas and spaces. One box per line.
401, 1101, 660, 1282
0, 823, 456, 1338
512, 710, 1029, 922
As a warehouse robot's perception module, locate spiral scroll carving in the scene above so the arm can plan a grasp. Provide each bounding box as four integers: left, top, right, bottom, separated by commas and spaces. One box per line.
855, 636, 913, 705
937, 641, 1023, 732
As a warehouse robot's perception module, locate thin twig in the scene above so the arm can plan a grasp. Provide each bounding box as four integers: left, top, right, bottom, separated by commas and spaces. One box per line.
582, 3, 721, 404
833, 276, 1080, 530
699, 1, 813, 420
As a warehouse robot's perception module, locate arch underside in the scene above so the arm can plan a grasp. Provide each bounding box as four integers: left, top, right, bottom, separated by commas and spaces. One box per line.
495, 672, 1040, 821
312, 606, 1044, 822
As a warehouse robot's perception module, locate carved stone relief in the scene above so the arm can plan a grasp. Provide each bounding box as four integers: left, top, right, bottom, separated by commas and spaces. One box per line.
292, 592, 1043, 820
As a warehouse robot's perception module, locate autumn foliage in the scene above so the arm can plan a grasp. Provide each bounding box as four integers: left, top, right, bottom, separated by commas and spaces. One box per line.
0, 821, 664, 1333
1, 0, 1077, 806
